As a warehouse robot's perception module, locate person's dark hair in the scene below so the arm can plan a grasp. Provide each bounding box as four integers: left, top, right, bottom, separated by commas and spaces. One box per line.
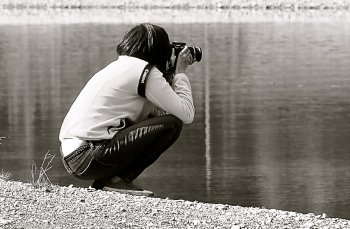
116, 23, 171, 74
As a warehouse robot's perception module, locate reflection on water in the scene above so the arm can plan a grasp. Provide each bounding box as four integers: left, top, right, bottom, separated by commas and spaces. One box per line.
1, 20, 350, 219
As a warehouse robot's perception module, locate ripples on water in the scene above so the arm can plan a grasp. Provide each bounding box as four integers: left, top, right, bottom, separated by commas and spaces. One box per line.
0, 10, 350, 219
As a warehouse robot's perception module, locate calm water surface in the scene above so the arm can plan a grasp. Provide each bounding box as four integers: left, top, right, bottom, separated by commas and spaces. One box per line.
1, 20, 350, 219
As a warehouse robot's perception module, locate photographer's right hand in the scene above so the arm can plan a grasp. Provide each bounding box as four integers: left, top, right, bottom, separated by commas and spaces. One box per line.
175, 46, 193, 74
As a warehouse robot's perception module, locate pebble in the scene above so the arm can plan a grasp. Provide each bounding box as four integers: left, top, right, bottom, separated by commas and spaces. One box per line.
0, 218, 13, 226
302, 222, 315, 228
192, 219, 201, 225
265, 217, 273, 224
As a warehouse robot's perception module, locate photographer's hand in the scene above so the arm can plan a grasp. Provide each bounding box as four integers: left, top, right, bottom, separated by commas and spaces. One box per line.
175, 46, 193, 74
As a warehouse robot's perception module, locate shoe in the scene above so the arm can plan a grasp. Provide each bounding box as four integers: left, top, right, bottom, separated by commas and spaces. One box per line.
91, 176, 123, 190
103, 179, 154, 197
91, 179, 105, 190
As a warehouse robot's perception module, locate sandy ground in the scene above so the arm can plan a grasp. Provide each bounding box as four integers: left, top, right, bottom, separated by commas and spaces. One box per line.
0, 180, 349, 229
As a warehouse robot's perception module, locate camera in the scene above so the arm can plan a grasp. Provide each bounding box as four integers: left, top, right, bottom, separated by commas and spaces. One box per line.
164, 41, 202, 83
171, 41, 202, 62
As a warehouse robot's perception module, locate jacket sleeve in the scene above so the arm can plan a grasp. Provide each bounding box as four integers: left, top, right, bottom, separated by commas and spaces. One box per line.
145, 68, 195, 124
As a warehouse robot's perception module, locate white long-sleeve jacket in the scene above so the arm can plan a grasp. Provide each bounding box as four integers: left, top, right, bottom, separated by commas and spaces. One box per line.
59, 55, 194, 143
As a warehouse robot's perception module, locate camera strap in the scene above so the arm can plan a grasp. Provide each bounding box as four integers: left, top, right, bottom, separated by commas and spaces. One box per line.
137, 64, 154, 98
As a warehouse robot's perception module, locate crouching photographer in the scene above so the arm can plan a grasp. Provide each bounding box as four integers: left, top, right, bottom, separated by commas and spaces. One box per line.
59, 23, 201, 195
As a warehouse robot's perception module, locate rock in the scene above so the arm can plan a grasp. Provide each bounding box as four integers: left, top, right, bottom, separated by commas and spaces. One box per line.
302, 222, 315, 228
295, 216, 302, 221
265, 217, 273, 224
0, 218, 13, 225
192, 219, 201, 225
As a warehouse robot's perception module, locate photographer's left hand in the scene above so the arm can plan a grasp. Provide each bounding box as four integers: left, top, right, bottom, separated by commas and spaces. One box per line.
175, 46, 193, 74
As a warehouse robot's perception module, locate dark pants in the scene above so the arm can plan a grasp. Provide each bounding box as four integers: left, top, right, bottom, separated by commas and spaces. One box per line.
61, 115, 183, 182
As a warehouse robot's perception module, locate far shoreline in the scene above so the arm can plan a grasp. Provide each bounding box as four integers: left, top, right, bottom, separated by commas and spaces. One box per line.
1, 8, 350, 25
1, 0, 350, 10
1, 0, 350, 25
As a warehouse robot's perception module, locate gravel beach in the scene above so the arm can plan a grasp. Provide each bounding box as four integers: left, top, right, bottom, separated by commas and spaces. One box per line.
0, 180, 349, 229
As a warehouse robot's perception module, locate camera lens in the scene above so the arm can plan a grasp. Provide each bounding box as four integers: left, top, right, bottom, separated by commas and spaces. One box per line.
188, 47, 202, 62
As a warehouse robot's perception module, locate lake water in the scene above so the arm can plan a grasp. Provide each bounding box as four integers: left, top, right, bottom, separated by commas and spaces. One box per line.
1, 12, 350, 219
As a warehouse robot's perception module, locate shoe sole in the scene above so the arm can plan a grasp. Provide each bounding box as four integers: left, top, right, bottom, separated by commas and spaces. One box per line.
102, 187, 154, 197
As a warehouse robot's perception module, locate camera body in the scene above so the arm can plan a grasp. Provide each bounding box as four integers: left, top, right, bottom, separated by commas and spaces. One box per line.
171, 41, 202, 62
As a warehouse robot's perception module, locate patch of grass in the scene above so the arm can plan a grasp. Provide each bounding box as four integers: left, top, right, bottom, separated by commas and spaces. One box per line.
0, 170, 11, 181
31, 150, 55, 191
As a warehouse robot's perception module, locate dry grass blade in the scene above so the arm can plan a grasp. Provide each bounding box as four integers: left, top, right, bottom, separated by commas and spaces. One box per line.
31, 150, 55, 190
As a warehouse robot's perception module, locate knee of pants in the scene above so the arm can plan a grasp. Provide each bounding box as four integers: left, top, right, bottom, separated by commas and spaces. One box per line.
167, 115, 183, 134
